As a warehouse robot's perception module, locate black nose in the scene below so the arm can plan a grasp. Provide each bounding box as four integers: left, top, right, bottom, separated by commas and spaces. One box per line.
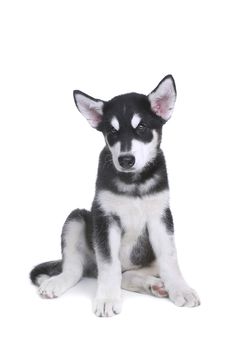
118, 155, 135, 169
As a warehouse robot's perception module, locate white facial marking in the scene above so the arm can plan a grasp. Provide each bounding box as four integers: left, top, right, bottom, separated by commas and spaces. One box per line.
131, 114, 141, 129
130, 130, 158, 171
106, 130, 159, 172
111, 116, 120, 131
105, 139, 122, 170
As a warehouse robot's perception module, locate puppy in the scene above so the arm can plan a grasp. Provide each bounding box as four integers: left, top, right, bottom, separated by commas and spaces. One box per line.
30, 75, 200, 317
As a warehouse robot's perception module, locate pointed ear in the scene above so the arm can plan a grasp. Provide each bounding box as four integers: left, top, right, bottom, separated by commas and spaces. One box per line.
148, 75, 177, 121
73, 90, 105, 128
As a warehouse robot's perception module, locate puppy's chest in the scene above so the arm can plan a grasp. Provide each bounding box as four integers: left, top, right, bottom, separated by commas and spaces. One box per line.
118, 202, 147, 268
97, 189, 169, 269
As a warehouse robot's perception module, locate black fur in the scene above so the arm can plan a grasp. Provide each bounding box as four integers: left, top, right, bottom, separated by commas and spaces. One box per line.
91, 202, 123, 262
130, 226, 155, 267
95, 147, 169, 196
30, 260, 62, 285
162, 208, 174, 235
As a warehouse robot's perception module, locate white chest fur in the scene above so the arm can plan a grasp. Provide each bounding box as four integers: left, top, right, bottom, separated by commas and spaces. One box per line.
97, 189, 169, 269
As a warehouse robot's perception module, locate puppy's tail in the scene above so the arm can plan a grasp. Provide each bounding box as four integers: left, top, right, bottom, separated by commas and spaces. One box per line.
30, 260, 62, 286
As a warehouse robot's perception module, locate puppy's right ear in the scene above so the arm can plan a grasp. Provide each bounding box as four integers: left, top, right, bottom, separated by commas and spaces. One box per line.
73, 90, 105, 129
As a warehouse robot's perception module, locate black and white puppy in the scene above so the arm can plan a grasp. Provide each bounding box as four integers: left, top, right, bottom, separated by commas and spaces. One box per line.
30, 75, 200, 317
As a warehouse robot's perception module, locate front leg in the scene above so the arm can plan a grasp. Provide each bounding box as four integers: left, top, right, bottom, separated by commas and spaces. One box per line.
93, 217, 122, 317
148, 208, 200, 307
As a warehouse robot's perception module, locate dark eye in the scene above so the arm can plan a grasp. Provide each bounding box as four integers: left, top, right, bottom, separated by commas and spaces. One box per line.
109, 127, 118, 135
136, 123, 146, 132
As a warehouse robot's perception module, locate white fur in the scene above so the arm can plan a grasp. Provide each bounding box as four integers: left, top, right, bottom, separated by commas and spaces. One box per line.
97, 189, 169, 271
122, 263, 168, 297
148, 219, 200, 306
39, 220, 93, 298
131, 114, 141, 128
39, 273, 79, 299
105, 139, 122, 171
94, 222, 122, 317
62, 220, 95, 272
130, 130, 158, 171
111, 116, 120, 131
114, 179, 135, 193
36, 274, 49, 285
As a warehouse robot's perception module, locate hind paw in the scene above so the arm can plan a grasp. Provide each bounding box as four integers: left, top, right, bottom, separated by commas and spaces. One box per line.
168, 284, 200, 307
147, 276, 169, 298
38, 274, 70, 299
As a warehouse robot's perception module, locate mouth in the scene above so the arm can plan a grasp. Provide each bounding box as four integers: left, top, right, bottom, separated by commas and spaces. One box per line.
114, 163, 136, 173
119, 167, 136, 173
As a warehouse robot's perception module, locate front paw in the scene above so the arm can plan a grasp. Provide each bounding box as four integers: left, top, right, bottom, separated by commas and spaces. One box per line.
168, 284, 200, 307
93, 298, 122, 317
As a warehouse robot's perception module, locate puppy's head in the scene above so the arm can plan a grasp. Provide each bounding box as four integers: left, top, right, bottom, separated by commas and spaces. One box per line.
73, 75, 176, 173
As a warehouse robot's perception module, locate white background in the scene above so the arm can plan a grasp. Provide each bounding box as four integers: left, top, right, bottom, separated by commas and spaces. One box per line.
1, 1, 233, 349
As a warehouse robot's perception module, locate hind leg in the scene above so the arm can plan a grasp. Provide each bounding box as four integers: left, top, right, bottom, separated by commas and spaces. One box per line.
39, 218, 89, 299
121, 263, 168, 298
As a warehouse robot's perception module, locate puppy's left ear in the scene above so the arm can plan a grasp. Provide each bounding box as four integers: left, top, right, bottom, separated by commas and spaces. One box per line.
148, 75, 177, 121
